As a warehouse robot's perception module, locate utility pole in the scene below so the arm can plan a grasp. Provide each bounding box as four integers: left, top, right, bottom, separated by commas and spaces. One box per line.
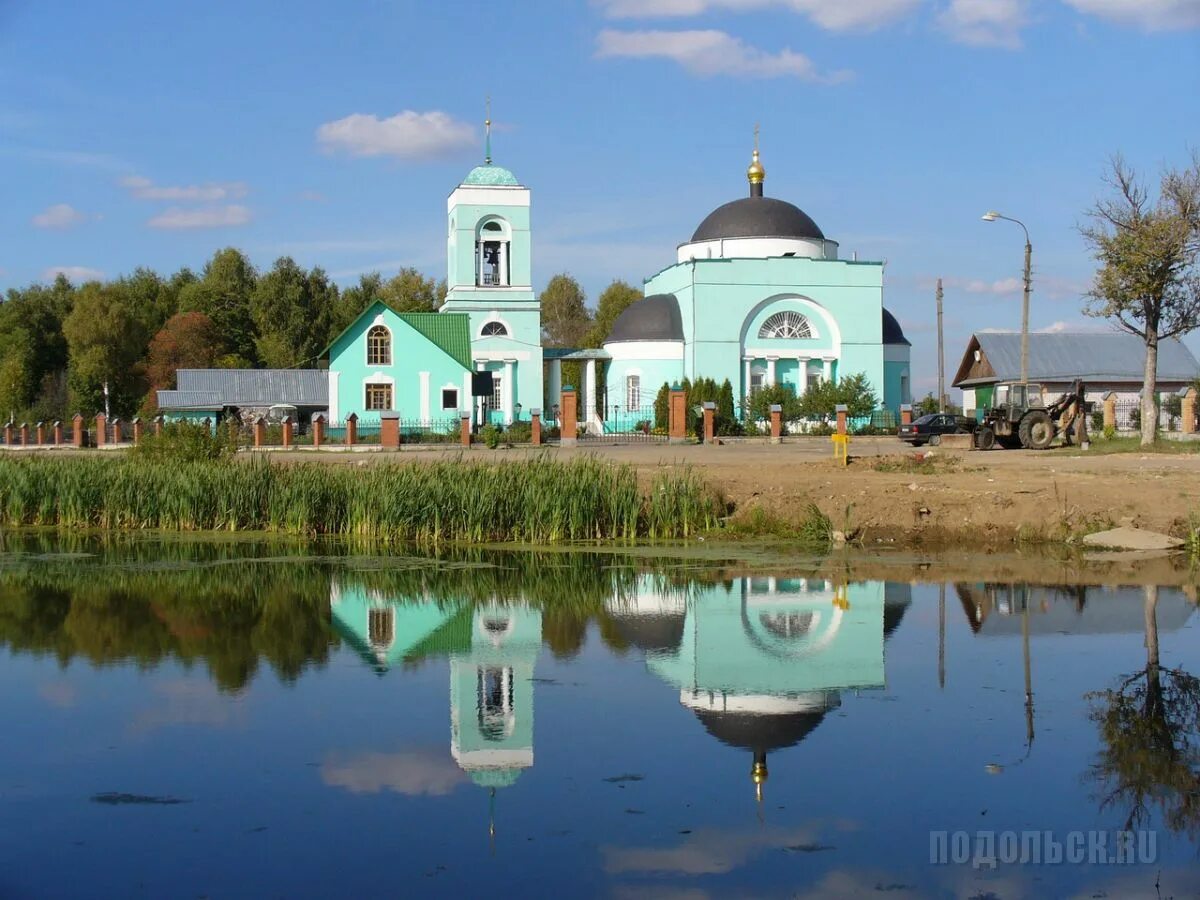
936, 278, 945, 413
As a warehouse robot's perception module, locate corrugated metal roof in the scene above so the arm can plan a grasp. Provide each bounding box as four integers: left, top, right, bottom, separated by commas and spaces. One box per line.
155, 390, 225, 410
958, 332, 1200, 386
397, 312, 473, 370
166, 370, 329, 406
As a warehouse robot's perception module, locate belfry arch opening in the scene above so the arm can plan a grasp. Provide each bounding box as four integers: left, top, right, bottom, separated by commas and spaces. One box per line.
476, 219, 511, 287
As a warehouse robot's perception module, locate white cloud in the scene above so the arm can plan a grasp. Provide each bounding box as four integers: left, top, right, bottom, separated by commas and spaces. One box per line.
316, 110, 476, 160
594, 0, 921, 31
322, 749, 468, 796
1063, 0, 1200, 30
595, 29, 852, 80
32, 203, 87, 229
147, 205, 251, 230
121, 175, 247, 202
41, 265, 105, 283
937, 0, 1029, 48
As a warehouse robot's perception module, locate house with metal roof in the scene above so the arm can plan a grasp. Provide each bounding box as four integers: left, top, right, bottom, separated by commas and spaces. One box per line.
157, 368, 330, 423
952, 331, 1200, 412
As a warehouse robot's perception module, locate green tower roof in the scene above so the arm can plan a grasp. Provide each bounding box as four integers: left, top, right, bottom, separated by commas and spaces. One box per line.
462, 165, 519, 187
470, 768, 523, 789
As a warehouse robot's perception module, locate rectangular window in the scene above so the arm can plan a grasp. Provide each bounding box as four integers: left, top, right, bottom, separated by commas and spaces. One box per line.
750, 372, 764, 396
441, 388, 459, 410
626, 375, 641, 409
364, 383, 392, 411
484, 376, 502, 414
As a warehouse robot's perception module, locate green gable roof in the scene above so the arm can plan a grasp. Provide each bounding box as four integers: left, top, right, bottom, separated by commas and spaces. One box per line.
323, 300, 473, 371
397, 312, 473, 370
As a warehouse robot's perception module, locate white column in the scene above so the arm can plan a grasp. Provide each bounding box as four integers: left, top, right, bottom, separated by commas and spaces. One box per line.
499, 242, 509, 286
328, 370, 340, 422
503, 360, 515, 424
766, 358, 777, 387
584, 358, 598, 426
462, 372, 472, 415
548, 359, 562, 409
419, 371, 430, 423
799, 358, 809, 396
823, 358, 833, 384
743, 358, 751, 401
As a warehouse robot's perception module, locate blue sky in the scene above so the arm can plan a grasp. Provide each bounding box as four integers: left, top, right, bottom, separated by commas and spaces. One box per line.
3, 0, 1198, 394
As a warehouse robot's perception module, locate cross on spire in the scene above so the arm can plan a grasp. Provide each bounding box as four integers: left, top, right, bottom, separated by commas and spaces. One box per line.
754, 122, 760, 153
485, 96, 492, 166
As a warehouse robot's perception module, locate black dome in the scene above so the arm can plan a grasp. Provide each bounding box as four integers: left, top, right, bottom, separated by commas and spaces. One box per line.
607, 293, 683, 343
882, 308, 910, 346
610, 613, 686, 655
691, 196, 825, 243
693, 708, 831, 753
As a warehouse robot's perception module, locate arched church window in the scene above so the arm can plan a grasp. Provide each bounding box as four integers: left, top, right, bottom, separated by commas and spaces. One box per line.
368, 607, 395, 651
759, 311, 813, 340
366, 325, 392, 366
481, 321, 508, 337
759, 611, 816, 639
477, 219, 510, 287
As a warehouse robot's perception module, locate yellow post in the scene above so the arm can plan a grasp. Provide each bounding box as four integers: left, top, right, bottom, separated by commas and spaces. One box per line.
831, 433, 850, 466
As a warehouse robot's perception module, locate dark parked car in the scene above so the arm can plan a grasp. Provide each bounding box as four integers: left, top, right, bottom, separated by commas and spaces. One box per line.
898, 413, 976, 446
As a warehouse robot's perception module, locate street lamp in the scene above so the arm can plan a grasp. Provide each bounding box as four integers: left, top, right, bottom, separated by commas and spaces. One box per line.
981, 211, 1033, 387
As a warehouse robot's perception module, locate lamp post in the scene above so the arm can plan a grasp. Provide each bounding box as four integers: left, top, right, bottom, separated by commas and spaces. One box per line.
981, 212, 1032, 387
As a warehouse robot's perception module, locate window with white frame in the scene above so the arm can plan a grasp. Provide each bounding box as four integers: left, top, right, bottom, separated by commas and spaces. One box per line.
625, 374, 641, 409
441, 388, 459, 410
364, 383, 392, 411
481, 321, 508, 337
759, 311, 813, 340
484, 375, 502, 413
366, 325, 392, 366
750, 368, 765, 396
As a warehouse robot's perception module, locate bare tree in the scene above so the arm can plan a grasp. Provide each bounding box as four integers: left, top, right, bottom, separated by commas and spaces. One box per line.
1081, 153, 1200, 446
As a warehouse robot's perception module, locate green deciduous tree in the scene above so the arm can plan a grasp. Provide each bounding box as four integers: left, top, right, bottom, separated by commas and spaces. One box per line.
251, 257, 337, 368
540, 274, 591, 348
381, 267, 445, 313
63, 282, 151, 417
1082, 153, 1200, 446
178, 248, 259, 364
585, 280, 641, 347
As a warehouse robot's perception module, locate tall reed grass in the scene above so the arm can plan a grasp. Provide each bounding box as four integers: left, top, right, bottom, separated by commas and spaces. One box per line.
0, 456, 721, 543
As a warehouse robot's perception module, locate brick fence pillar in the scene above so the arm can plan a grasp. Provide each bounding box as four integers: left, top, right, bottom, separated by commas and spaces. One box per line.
253, 417, 266, 448
835, 404, 848, 436
312, 414, 325, 448
94, 413, 107, 448
531, 409, 542, 446
53, 421, 63, 445
281, 417, 293, 449
154, 415, 164, 437
72, 414, 84, 448
19, 423, 29, 446
900, 404, 913, 426
668, 386, 686, 444
560, 387, 578, 446
460, 413, 472, 447
1103, 393, 1117, 431
1181, 388, 1197, 436
2, 422, 11, 447
701, 402, 716, 444
132, 418, 144, 445
380, 413, 400, 449
769, 404, 783, 444
111, 418, 122, 444
36, 422, 46, 445
345, 412, 358, 447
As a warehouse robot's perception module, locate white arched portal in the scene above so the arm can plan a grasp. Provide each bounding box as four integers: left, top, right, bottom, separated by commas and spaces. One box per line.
740, 295, 841, 396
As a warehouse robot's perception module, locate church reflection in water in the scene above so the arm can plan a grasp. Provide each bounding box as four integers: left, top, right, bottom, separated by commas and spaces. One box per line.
331, 583, 541, 793
606, 577, 910, 798
329, 576, 909, 803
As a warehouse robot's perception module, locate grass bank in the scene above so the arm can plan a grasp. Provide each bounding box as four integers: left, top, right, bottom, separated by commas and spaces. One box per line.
0, 455, 722, 543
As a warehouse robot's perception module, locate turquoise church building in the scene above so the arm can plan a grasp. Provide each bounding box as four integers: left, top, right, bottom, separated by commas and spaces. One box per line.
157, 131, 911, 428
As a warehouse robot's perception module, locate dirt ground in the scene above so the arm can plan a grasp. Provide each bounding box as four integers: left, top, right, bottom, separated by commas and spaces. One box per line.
249, 436, 1200, 546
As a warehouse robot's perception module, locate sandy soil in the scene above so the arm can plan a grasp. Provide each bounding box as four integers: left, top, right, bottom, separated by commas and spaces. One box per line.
249, 436, 1200, 546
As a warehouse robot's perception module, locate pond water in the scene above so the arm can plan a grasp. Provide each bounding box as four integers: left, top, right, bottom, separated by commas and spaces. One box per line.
1, 537, 1198, 899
